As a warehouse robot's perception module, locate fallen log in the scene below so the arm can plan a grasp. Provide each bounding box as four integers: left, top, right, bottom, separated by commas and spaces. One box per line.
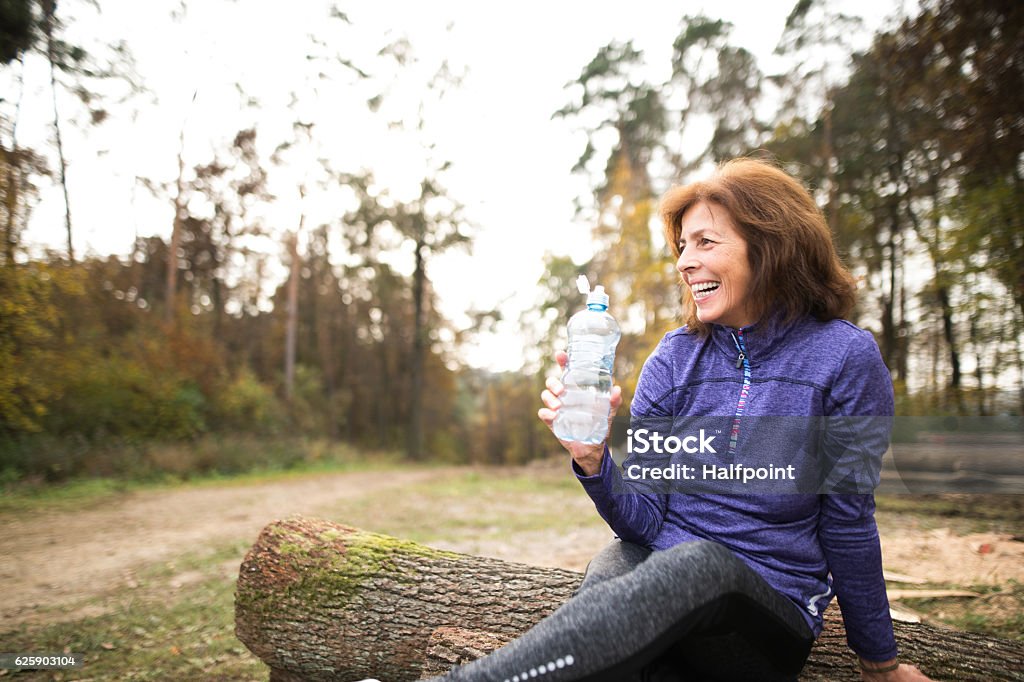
235, 516, 1024, 681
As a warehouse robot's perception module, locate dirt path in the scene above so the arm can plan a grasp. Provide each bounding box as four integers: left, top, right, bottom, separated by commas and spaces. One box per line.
0, 469, 445, 628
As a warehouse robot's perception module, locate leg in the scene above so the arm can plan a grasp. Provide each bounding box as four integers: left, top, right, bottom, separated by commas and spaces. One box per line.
578, 541, 698, 682
670, 632, 804, 682
430, 540, 814, 682
575, 539, 651, 594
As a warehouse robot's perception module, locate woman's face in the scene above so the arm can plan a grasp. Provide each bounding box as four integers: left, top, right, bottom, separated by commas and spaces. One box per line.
676, 201, 757, 329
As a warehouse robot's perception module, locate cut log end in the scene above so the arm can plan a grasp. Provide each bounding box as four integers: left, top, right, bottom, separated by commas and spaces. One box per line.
421, 627, 513, 677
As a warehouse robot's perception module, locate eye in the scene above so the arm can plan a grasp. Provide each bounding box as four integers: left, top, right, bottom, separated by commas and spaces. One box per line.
678, 236, 715, 251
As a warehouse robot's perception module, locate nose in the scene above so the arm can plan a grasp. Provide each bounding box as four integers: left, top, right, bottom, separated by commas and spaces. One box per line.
676, 244, 697, 274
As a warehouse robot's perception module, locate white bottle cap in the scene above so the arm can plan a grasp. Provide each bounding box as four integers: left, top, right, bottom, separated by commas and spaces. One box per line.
587, 284, 609, 308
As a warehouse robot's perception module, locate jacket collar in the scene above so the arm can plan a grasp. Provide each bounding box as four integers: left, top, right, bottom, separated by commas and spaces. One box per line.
709, 308, 800, 368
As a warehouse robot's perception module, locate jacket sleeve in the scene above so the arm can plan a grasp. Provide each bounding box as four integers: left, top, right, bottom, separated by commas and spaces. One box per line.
574, 334, 675, 546
818, 330, 898, 661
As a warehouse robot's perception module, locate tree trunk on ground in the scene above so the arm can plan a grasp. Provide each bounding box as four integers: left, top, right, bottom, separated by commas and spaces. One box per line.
235, 517, 1024, 682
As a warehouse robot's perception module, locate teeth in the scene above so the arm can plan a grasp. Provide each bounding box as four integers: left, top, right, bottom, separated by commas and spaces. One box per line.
691, 281, 720, 301
691, 281, 720, 294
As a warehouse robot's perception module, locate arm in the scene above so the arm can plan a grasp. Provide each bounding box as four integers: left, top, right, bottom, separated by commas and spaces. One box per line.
538, 341, 672, 546
819, 494, 896, 659
572, 444, 667, 546
819, 332, 933, 681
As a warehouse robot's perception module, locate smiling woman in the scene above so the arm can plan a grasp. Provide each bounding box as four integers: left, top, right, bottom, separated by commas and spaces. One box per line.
432, 157, 940, 682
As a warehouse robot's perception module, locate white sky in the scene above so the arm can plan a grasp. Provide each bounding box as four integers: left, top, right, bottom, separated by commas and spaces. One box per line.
9, 0, 905, 372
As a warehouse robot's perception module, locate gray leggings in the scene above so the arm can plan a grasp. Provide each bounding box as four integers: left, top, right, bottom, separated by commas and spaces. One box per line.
430, 540, 814, 682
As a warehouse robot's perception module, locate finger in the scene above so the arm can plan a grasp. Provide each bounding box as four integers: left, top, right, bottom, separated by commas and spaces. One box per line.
606, 386, 622, 435
609, 385, 623, 410
541, 389, 561, 410
555, 350, 568, 369
537, 407, 557, 428
608, 386, 623, 417
545, 376, 564, 396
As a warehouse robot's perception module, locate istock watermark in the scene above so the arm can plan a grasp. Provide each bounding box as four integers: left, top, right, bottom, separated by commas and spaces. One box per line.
624, 462, 796, 484
626, 428, 718, 455
623, 426, 795, 486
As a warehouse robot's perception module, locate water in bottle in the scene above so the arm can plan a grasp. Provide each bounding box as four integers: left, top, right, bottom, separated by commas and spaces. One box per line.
553, 276, 621, 444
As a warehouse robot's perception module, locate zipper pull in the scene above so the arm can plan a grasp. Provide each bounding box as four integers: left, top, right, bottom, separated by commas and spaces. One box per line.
729, 331, 746, 369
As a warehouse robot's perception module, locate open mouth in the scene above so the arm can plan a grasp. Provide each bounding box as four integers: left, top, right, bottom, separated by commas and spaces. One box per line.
691, 281, 720, 301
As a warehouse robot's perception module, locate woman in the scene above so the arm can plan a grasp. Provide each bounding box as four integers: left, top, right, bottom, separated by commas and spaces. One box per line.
427, 159, 932, 682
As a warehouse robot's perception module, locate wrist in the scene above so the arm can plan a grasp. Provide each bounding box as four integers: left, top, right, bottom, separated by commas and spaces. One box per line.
574, 455, 602, 477
859, 657, 900, 675
571, 445, 606, 477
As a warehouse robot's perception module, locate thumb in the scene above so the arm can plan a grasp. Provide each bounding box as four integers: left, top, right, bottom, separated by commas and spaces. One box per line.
607, 385, 623, 433
609, 385, 623, 414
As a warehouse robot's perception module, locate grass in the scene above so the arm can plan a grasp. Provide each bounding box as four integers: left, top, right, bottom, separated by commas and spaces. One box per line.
0, 462, 593, 681
0, 436, 409, 516
0, 476, 138, 515
0, 541, 266, 680
320, 463, 598, 544
894, 581, 1024, 641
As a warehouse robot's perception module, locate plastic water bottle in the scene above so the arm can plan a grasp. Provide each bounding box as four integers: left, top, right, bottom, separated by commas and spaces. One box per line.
553, 276, 621, 444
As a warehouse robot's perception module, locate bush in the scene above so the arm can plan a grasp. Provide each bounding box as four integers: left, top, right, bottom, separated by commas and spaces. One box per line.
46, 352, 207, 441
0, 262, 81, 435
211, 368, 286, 434
0, 433, 372, 484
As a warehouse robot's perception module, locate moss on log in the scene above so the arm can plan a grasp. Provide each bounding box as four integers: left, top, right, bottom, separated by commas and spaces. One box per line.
235, 516, 1024, 681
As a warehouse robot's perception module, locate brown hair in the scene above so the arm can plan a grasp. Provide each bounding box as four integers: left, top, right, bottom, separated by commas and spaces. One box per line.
659, 157, 856, 336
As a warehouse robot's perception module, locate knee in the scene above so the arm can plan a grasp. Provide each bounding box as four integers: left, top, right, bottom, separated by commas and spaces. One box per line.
655, 540, 744, 589
578, 539, 649, 593
669, 539, 733, 563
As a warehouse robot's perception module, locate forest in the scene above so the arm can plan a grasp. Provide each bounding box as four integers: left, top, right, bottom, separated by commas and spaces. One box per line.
1, 0, 1021, 483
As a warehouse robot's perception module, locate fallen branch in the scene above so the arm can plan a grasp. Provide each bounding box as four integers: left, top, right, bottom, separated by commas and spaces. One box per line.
882, 570, 929, 585
235, 516, 1024, 681
886, 589, 981, 600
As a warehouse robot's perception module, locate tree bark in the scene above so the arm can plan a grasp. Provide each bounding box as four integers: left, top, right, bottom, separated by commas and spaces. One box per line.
407, 228, 426, 460
284, 228, 300, 403
823, 90, 839, 238
235, 517, 1024, 682
42, 0, 72, 262
3, 55, 27, 266
166, 121, 186, 325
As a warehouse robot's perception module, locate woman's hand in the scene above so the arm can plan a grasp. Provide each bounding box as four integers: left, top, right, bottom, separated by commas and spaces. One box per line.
859, 658, 933, 681
537, 350, 622, 476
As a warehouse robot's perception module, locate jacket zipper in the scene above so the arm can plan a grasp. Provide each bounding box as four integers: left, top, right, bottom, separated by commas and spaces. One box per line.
728, 330, 752, 456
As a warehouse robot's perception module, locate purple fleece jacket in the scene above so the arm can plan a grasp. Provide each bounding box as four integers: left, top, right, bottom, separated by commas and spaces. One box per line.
575, 312, 899, 662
